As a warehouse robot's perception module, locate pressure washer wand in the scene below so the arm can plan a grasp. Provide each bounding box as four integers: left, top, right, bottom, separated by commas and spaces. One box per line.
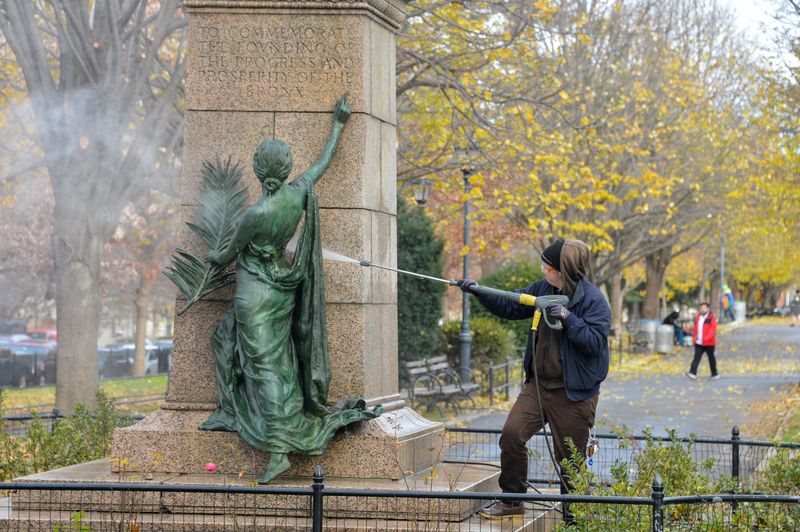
358, 260, 457, 286
358, 260, 567, 329
358, 260, 521, 295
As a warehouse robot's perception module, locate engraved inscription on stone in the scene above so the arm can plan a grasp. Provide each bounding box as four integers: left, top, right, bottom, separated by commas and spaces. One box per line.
196, 24, 356, 98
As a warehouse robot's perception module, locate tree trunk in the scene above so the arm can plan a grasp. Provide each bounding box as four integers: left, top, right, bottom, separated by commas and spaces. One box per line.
764, 284, 780, 308
53, 218, 102, 413
745, 284, 757, 307
151, 307, 161, 339
698, 271, 707, 304
133, 269, 156, 377
642, 247, 671, 320
1, 0, 186, 412
609, 271, 624, 334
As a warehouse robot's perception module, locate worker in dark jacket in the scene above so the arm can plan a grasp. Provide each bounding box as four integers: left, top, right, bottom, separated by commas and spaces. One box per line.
460, 238, 611, 520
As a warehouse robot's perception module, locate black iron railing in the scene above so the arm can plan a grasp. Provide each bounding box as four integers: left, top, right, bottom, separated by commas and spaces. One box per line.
1, 470, 798, 530
485, 355, 524, 405
444, 425, 800, 491
1, 411, 144, 437
5, 415, 798, 492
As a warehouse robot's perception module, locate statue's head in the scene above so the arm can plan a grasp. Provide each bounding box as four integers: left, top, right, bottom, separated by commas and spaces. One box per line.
253, 140, 293, 190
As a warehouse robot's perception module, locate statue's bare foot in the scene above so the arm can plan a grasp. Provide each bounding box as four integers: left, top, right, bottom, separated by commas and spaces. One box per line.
258, 453, 290, 484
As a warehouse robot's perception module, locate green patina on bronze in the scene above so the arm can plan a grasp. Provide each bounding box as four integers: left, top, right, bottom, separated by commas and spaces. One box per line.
165, 95, 381, 484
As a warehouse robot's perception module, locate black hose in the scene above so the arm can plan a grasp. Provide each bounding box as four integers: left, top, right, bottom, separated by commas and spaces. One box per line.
529, 323, 569, 493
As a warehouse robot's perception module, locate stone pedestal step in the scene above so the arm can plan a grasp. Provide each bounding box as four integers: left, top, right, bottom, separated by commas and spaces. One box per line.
2, 503, 558, 531
4, 459, 558, 527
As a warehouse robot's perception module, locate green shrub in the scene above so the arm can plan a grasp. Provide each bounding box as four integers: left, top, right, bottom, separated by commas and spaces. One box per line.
471, 260, 543, 347
0, 390, 128, 482
559, 428, 737, 530
397, 195, 446, 384
733, 448, 800, 529
439, 316, 518, 368
557, 429, 800, 530
0, 392, 26, 481
756, 447, 800, 494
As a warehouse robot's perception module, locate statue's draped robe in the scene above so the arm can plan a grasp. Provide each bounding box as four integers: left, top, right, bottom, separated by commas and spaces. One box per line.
200, 176, 380, 454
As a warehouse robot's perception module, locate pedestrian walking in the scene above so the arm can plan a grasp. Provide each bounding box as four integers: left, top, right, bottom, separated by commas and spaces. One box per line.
686, 302, 719, 380
721, 285, 735, 323
790, 290, 800, 327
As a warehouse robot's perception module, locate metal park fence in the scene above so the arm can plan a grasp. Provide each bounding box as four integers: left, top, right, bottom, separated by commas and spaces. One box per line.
4, 415, 798, 493
1, 411, 144, 438
444, 426, 800, 492
3, 408, 800, 528
1, 470, 798, 531
484, 356, 524, 406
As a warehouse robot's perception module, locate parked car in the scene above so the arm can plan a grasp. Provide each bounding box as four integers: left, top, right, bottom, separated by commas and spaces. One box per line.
0, 334, 32, 345
0, 347, 34, 388
99, 338, 160, 378
0, 341, 56, 387
99, 343, 134, 379
148, 337, 173, 375
27, 329, 57, 342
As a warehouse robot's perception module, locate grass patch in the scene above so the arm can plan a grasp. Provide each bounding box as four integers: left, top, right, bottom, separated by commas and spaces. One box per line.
780, 391, 800, 443
783, 409, 800, 443
744, 383, 800, 441
749, 315, 797, 326
2, 375, 168, 412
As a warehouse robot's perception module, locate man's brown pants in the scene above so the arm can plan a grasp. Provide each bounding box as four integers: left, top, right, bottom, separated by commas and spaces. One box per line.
499, 383, 598, 495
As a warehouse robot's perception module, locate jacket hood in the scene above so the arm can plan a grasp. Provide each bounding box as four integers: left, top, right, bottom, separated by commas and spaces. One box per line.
560, 239, 590, 298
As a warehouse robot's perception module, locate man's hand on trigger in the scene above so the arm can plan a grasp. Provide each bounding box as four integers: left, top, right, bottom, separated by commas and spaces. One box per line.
546, 303, 571, 322
456, 279, 477, 293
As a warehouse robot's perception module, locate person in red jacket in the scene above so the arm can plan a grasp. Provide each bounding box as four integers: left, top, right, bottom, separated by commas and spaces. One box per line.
685, 302, 719, 380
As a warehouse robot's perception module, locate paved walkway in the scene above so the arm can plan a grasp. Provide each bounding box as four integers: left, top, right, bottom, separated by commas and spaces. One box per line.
465, 322, 800, 439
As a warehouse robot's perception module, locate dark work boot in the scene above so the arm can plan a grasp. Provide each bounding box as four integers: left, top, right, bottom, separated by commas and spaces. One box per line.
478, 501, 524, 519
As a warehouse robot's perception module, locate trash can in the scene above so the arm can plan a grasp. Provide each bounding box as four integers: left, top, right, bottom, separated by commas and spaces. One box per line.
655, 325, 674, 354
638, 319, 659, 351
733, 301, 746, 323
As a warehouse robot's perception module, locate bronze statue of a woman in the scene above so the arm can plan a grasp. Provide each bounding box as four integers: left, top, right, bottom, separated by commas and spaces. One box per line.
198, 95, 380, 484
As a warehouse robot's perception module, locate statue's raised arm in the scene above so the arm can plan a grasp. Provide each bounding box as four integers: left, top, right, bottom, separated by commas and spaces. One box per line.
301, 94, 351, 185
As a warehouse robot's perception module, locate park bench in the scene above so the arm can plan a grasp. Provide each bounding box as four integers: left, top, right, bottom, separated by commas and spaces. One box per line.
405, 355, 480, 416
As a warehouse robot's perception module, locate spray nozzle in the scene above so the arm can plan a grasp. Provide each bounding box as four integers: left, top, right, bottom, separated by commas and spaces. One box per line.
359, 260, 371, 267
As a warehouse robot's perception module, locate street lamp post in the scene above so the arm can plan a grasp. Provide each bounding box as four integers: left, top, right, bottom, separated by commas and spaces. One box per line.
412, 178, 432, 207
459, 167, 473, 383
457, 137, 479, 383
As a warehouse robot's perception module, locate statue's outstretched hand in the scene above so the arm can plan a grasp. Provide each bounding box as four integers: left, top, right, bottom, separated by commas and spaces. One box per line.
334, 94, 351, 124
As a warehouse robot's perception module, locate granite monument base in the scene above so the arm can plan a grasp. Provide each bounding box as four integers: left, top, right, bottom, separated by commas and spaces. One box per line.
111, 405, 443, 480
